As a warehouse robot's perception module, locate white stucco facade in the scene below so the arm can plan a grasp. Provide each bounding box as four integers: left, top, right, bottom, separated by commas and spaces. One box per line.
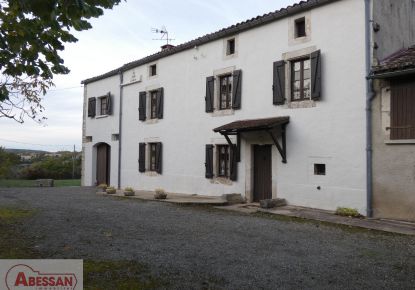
83, 0, 370, 213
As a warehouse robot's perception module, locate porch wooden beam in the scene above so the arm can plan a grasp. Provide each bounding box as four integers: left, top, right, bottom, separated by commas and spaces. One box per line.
266, 130, 287, 163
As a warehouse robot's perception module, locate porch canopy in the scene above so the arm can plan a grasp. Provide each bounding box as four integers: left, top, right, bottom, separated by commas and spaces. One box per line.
213, 116, 290, 163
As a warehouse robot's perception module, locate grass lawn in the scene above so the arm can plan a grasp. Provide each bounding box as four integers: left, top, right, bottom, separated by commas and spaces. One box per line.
0, 179, 81, 187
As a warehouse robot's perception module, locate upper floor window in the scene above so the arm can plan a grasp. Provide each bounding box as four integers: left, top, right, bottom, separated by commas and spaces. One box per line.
100, 96, 108, 115
291, 58, 311, 101
150, 90, 158, 119
149, 64, 157, 76
219, 74, 233, 110
295, 17, 306, 38
226, 38, 235, 55
139, 88, 164, 121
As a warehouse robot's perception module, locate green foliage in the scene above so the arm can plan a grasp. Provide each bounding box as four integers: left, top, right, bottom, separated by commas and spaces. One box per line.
0, 147, 20, 178
19, 152, 81, 180
0, 0, 122, 122
335, 207, 363, 218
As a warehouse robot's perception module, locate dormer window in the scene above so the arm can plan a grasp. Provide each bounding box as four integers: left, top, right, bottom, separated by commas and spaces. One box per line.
149, 64, 157, 76
295, 17, 306, 38
226, 38, 235, 55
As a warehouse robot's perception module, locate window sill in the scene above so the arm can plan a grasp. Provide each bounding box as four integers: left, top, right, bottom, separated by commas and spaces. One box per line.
210, 177, 233, 185
145, 171, 160, 176
288, 100, 316, 109
385, 139, 415, 145
212, 109, 234, 117
144, 118, 160, 124
96, 115, 109, 119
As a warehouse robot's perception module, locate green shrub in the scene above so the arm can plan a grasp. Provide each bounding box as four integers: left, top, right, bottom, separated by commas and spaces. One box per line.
335, 207, 363, 218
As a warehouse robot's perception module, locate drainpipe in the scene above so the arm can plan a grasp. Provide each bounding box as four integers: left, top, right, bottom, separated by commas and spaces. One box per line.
117, 71, 123, 189
365, 0, 375, 217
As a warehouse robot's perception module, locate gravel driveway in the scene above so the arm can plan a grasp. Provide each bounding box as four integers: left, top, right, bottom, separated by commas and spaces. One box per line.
0, 187, 414, 289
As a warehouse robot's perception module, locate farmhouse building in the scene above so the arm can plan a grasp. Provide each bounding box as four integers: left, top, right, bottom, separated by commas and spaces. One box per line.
82, 0, 415, 217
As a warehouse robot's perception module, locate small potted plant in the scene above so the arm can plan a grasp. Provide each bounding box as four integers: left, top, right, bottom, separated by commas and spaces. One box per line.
106, 186, 116, 194
154, 188, 167, 200
124, 187, 135, 196
97, 184, 107, 192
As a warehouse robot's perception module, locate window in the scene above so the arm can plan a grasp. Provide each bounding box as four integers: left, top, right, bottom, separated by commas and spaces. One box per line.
314, 164, 326, 176
295, 17, 306, 38
226, 38, 235, 55
149, 143, 157, 171
150, 90, 158, 119
291, 58, 311, 101
390, 80, 415, 140
85, 136, 93, 143
138, 88, 164, 121
100, 96, 108, 115
111, 134, 119, 141
139, 142, 162, 174
149, 64, 157, 76
219, 74, 233, 110
217, 145, 230, 177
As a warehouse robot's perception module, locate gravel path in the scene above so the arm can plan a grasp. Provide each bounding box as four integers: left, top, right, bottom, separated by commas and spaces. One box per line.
0, 187, 414, 289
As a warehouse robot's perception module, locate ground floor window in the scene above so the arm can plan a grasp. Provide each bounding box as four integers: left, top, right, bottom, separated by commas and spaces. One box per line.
217, 145, 230, 178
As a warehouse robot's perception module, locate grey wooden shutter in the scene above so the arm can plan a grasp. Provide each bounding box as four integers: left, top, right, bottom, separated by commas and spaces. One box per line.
311, 50, 322, 100
157, 88, 164, 119
205, 145, 213, 178
106, 93, 112, 115
229, 145, 237, 181
88, 97, 96, 117
205, 76, 214, 113
138, 143, 146, 172
273, 60, 286, 105
232, 70, 242, 109
155, 142, 162, 174
139, 91, 147, 121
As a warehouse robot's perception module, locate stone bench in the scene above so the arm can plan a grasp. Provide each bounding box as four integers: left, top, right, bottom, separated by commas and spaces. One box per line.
35, 179, 54, 187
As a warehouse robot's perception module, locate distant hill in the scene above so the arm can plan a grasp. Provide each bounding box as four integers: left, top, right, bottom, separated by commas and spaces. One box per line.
4, 149, 49, 154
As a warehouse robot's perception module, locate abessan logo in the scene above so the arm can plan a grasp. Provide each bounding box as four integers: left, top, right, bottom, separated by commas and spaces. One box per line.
0, 260, 83, 290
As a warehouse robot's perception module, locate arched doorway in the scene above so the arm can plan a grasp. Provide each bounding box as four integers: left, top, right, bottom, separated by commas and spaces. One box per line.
96, 143, 110, 185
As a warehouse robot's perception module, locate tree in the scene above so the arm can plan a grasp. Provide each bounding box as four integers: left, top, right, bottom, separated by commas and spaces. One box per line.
0, 0, 122, 123
0, 147, 20, 178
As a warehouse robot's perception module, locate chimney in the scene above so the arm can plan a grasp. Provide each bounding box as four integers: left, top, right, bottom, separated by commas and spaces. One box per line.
161, 44, 175, 51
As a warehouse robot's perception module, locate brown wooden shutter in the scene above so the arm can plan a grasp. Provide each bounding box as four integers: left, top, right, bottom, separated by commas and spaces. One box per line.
311, 50, 322, 100
88, 97, 96, 117
205, 145, 213, 178
138, 143, 146, 172
157, 88, 164, 119
273, 60, 286, 105
230, 145, 237, 181
205, 76, 214, 112
155, 142, 162, 174
232, 70, 242, 109
139, 91, 147, 121
106, 93, 112, 115
391, 80, 415, 140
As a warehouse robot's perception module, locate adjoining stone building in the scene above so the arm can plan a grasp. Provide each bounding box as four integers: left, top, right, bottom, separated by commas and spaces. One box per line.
370, 46, 415, 222
81, 0, 415, 217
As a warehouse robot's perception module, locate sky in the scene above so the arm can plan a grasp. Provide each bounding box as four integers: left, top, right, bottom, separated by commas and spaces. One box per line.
0, 0, 298, 152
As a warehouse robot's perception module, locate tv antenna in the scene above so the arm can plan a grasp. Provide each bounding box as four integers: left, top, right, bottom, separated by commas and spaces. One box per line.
151, 25, 174, 45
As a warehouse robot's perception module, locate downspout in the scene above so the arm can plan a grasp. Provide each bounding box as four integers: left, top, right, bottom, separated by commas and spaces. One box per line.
365, 0, 375, 217
117, 71, 123, 189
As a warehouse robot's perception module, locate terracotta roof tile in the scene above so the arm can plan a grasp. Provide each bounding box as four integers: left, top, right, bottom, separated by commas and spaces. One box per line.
373, 45, 415, 75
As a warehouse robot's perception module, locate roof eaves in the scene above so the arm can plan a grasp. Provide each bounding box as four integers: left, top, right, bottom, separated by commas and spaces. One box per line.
82, 0, 340, 85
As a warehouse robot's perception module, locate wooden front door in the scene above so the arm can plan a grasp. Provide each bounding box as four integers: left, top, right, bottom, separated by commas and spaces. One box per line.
253, 145, 272, 202
96, 143, 110, 185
